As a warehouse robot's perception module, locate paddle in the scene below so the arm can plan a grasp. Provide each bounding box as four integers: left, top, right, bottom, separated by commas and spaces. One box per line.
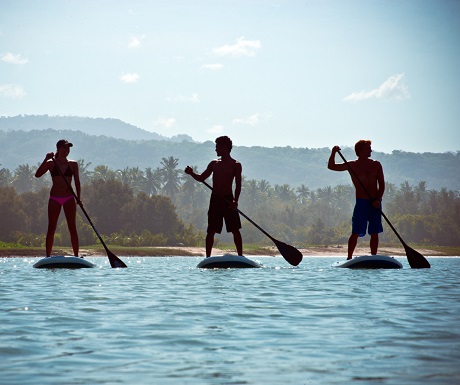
201, 180, 303, 266
51, 157, 127, 268
337, 150, 430, 268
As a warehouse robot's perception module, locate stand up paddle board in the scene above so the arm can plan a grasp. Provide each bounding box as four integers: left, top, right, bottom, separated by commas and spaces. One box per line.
33, 256, 95, 269
197, 254, 262, 269
332, 255, 402, 269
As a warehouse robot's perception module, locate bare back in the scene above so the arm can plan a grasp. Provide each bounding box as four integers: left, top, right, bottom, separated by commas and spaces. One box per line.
348, 158, 384, 199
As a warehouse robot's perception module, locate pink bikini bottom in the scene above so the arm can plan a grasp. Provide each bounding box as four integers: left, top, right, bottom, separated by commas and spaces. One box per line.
49, 195, 74, 206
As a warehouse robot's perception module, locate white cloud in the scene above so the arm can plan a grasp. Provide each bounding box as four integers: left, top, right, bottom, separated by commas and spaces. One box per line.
343, 73, 410, 102
153, 117, 176, 129
202, 63, 224, 71
1, 52, 28, 65
207, 125, 224, 134
0, 84, 26, 98
128, 35, 145, 48
233, 112, 271, 126
166, 93, 200, 103
119, 73, 140, 83
213, 36, 261, 57
173, 55, 185, 62
128, 37, 141, 48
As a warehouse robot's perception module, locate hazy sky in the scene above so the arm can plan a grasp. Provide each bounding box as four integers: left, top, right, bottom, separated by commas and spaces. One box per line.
1, 0, 459, 153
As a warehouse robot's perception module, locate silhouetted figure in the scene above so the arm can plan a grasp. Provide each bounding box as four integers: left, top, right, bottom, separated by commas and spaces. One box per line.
328, 140, 385, 259
35, 140, 80, 257
185, 136, 243, 257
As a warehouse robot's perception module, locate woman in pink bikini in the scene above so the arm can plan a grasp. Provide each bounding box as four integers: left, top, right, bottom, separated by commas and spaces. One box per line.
35, 139, 81, 257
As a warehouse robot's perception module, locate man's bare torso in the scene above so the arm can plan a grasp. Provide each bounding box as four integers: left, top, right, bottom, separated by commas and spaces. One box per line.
210, 158, 241, 195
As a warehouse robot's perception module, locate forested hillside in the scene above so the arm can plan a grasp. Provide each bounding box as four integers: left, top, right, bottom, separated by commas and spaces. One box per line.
1, 156, 459, 249
0, 128, 458, 190
0, 166, 460, 247
0, 115, 194, 142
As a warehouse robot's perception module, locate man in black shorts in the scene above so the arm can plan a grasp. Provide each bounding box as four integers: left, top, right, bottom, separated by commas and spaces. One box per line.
185, 136, 243, 257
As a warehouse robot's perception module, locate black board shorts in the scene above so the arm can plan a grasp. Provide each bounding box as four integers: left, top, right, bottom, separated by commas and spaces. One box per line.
352, 198, 383, 236
207, 193, 242, 234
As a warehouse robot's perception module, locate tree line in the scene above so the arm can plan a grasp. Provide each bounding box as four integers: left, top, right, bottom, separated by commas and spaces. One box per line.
2, 127, 459, 190
1, 156, 459, 248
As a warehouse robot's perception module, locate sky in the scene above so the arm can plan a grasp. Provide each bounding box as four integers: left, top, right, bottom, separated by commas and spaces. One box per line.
1, 0, 459, 154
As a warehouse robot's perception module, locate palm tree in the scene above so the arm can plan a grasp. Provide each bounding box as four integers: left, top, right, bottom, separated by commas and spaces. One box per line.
117, 167, 132, 186
315, 186, 335, 205
181, 165, 199, 208
127, 167, 146, 194
296, 184, 310, 204
33, 162, 51, 191
397, 181, 416, 214
258, 179, 271, 195
92, 165, 117, 181
143, 167, 162, 196
415, 180, 427, 209
274, 184, 295, 202
12, 164, 35, 193
243, 179, 259, 207
160, 156, 181, 201
77, 159, 92, 184
0, 165, 12, 187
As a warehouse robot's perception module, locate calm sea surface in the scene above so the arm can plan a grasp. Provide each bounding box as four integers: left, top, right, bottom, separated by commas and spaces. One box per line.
1, 256, 459, 385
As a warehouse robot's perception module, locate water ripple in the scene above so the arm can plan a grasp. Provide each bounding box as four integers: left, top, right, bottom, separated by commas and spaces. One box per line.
0, 256, 459, 384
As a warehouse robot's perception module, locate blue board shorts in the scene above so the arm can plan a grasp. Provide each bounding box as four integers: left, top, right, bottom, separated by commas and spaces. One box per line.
207, 193, 242, 234
352, 198, 383, 237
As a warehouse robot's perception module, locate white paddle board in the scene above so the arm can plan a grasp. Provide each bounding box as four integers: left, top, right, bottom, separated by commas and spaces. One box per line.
332, 254, 403, 269
33, 256, 95, 269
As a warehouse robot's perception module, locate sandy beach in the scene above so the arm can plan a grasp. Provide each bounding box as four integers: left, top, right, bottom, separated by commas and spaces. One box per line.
0, 244, 457, 258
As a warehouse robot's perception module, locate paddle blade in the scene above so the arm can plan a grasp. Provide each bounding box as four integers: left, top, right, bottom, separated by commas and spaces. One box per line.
274, 239, 303, 266
404, 243, 430, 269
107, 250, 127, 268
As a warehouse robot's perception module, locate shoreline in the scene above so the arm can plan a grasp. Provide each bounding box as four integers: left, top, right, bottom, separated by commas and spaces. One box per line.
0, 244, 458, 258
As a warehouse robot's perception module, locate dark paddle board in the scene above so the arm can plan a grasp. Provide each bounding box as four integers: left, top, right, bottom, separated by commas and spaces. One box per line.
197, 254, 262, 269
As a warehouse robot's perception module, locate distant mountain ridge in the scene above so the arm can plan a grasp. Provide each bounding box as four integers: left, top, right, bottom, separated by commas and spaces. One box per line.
0, 116, 458, 190
0, 115, 194, 143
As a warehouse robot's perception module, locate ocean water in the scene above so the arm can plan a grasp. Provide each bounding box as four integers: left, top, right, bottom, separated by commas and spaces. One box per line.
0, 256, 459, 385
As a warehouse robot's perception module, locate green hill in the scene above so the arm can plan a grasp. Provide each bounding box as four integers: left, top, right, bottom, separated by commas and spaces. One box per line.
0, 117, 458, 190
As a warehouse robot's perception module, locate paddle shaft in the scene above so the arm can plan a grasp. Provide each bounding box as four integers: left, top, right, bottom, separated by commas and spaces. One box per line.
51, 157, 127, 267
